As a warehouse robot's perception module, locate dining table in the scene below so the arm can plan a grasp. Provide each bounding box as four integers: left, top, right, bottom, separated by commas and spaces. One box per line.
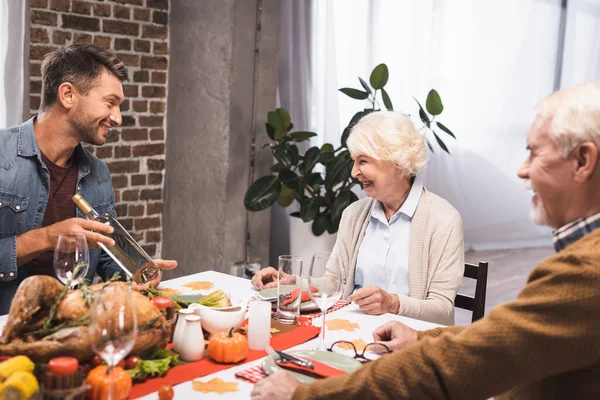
0, 270, 443, 399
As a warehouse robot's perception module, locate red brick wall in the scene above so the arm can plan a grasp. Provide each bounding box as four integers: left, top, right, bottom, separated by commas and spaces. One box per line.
28, 0, 169, 257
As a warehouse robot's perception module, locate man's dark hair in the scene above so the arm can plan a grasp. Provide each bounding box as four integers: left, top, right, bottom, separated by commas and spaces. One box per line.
40, 44, 128, 110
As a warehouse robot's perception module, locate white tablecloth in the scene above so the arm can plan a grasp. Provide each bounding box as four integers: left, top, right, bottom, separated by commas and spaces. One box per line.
0, 271, 442, 399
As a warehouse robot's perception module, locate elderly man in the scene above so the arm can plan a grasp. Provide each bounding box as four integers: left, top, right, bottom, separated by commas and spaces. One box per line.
251, 82, 600, 399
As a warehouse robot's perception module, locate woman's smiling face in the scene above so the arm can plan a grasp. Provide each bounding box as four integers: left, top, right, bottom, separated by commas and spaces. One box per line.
351, 155, 406, 202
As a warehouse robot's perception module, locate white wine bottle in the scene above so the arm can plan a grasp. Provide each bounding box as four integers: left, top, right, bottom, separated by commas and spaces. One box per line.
72, 194, 161, 284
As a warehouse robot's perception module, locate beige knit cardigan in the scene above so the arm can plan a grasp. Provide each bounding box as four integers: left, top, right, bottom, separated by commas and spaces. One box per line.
324, 187, 464, 325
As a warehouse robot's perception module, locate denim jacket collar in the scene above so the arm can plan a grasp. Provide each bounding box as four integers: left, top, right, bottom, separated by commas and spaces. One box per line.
17, 118, 39, 158
17, 116, 91, 179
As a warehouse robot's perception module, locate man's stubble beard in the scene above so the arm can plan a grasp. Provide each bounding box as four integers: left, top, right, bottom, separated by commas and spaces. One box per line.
68, 106, 103, 146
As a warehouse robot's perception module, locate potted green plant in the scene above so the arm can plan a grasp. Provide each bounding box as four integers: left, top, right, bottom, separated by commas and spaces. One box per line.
244, 63, 455, 236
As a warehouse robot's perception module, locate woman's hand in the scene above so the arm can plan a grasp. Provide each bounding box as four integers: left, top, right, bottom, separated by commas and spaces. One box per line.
251, 267, 290, 290
349, 286, 400, 315
372, 321, 418, 351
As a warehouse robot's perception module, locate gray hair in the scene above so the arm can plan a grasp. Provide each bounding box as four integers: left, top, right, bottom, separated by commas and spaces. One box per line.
537, 82, 600, 156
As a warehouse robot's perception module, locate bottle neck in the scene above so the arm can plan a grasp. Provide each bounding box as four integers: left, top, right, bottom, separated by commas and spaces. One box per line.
72, 194, 99, 220
85, 209, 101, 219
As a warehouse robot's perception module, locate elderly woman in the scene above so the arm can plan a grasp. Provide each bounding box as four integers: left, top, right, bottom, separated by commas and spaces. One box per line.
252, 111, 464, 325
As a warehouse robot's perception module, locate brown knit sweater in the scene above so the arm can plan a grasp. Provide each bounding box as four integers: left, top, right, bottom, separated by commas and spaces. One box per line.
292, 228, 600, 399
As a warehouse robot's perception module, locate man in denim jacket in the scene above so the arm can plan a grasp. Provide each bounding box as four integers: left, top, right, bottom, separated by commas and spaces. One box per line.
0, 44, 176, 315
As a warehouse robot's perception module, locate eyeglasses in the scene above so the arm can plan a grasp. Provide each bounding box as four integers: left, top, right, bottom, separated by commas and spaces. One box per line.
328, 340, 391, 363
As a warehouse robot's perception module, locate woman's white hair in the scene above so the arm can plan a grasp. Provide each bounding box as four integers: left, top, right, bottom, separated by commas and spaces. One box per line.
537, 82, 600, 156
347, 111, 428, 177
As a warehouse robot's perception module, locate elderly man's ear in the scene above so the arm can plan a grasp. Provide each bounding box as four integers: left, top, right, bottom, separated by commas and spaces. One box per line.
573, 142, 599, 183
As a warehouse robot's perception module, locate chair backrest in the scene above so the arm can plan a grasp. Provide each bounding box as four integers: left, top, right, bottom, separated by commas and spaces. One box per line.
455, 261, 489, 322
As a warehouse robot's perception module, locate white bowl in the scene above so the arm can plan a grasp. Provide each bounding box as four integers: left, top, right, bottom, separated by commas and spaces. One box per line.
188, 303, 246, 335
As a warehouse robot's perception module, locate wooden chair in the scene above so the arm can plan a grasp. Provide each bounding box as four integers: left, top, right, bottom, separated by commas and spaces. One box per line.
455, 261, 489, 322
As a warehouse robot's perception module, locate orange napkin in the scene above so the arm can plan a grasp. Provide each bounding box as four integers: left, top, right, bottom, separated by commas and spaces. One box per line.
275, 355, 347, 379
282, 287, 318, 306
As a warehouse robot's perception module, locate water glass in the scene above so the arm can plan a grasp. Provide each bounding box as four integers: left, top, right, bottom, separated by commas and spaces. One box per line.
53, 233, 90, 287
275, 255, 303, 324
308, 252, 343, 350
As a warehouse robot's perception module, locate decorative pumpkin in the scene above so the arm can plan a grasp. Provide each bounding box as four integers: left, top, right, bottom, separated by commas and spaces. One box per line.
208, 328, 248, 364
85, 365, 132, 400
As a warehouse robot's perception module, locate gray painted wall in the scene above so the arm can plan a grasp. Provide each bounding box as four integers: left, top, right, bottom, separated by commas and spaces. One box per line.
163, 0, 280, 277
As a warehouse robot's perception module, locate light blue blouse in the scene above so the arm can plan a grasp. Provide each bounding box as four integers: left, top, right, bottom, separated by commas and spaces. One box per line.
354, 177, 423, 295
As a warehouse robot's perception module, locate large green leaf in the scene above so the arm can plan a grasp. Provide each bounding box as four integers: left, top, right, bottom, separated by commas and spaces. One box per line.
414, 97, 430, 127
265, 122, 276, 140
381, 88, 393, 111
436, 121, 456, 139
277, 185, 295, 207
425, 89, 444, 116
432, 131, 450, 154
319, 152, 335, 164
331, 191, 352, 222
244, 175, 281, 211
369, 64, 389, 89
304, 172, 323, 186
273, 145, 292, 166
276, 108, 292, 131
339, 88, 369, 100
288, 145, 300, 166
279, 169, 300, 191
321, 143, 334, 153
267, 111, 286, 139
325, 153, 353, 189
270, 162, 285, 172
300, 199, 319, 222
358, 77, 372, 95
312, 214, 329, 236
300, 146, 320, 175
289, 131, 317, 142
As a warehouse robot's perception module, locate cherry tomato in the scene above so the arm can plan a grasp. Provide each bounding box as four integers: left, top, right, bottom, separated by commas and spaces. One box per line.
151, 296, 173, 310
89, 355, 103, 368
0, 356, 11, 362
115, 359, 127, 369
125, 356, 141, 370
158, 384, 174, 400
49, 357, 79, 375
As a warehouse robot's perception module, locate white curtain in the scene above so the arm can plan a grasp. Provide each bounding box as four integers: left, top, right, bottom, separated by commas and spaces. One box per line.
270, 0, 314, 265
0, 0, 26, 128
300, 0, 600, 251
561, 0, 600, 86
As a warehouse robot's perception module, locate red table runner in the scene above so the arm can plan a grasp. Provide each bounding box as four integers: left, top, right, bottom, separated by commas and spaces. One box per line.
129, 324, 319, 398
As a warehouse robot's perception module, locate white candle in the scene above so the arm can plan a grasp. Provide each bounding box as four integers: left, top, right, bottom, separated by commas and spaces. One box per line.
248, 301, 271, 350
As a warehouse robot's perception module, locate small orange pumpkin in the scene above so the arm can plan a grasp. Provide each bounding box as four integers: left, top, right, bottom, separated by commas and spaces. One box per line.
85, 365, 132, 400
208, 328, 248, 364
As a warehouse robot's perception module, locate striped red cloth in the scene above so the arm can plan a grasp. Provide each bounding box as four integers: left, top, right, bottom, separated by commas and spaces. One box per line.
235, 365, 269, 383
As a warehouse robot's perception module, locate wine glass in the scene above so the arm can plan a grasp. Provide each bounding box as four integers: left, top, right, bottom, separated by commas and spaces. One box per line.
308, 252, 343, 350
53, 233, 90, 287
89, 284, 137, 400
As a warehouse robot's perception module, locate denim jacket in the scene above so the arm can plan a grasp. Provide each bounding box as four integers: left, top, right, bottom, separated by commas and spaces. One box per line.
0, 118, 122, 314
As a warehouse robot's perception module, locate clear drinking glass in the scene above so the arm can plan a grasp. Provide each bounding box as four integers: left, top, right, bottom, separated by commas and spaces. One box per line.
53, 233, 90, 287
308, 252, 343, 350
89, 284, 137, 400
275, 255, 303, 324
